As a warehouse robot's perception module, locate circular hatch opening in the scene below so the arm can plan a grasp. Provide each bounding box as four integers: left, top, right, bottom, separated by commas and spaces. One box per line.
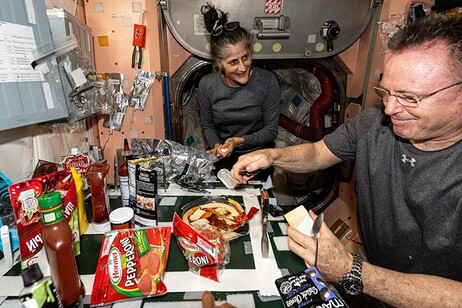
171, 56, 347, 214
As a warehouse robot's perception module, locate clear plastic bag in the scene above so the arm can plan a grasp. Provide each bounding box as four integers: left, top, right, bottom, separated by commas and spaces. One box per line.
377, 13, 407, 54
59, 45, 98, 122
378, 1, 433, 54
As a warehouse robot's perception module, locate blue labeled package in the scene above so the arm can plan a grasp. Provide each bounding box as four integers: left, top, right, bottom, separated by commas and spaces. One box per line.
275, 266, 348, 308
0, 171, 19, 253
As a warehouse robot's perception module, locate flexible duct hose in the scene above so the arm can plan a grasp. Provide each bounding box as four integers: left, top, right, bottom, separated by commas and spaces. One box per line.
275, 64, 338, 213
307, 66, 334, 130
278, 65, 334, 142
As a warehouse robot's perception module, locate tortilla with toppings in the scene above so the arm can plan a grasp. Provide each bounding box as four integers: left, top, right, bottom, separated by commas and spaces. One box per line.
182, 197, 248, 240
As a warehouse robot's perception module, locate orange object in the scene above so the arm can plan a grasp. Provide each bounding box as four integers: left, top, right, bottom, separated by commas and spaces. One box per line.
98, 35, 109, 47
133, 24, 146, 47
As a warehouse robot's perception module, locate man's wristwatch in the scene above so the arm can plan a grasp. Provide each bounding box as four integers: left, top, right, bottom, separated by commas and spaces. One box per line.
339, 255, 364, 296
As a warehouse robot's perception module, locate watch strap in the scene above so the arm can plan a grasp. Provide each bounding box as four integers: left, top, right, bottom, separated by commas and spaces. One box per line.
339, 254, 364, 295
349, 255, 363, 279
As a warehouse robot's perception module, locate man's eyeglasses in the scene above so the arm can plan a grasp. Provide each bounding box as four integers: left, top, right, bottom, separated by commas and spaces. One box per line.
373, 80, 462, 107
211, 22, 239, 36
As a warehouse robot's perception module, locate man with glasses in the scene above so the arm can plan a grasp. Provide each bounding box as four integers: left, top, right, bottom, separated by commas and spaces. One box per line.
232, 14, 462, 307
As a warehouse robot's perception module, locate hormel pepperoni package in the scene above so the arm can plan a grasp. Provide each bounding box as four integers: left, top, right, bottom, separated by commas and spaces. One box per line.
90, 227, 171, 306
8, 169, 80, 274
172, 213, 230, 282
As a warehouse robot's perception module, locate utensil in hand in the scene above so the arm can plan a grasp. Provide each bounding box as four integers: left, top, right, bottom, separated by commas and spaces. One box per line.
261, 189, 270, 258
312, 212, 324, 268
239, 169, 259, 177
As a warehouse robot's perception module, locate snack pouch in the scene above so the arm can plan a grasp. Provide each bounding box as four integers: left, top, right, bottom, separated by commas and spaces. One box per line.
90, 227, 171, 306
8, 169, 80, 274
134, 165, 157, 226
275, 267, 348, 308
128, 70, 156, 111
172, 213, 229, 282
126, 155, 161, 227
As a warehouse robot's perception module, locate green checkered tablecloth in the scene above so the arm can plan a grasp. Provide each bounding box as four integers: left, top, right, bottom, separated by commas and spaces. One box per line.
1, 181, 306, 307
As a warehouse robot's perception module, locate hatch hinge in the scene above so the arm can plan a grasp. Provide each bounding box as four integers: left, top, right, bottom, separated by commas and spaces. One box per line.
158, 0, 168, 11
371, 0, 383, 8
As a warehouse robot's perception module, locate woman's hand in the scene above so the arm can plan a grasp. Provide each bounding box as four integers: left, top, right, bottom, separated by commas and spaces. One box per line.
287, 211, 353, 282
206, 143, 232, 158
206, 143, 223, 156
208, 137, 244, 158
218, 137, 243, 158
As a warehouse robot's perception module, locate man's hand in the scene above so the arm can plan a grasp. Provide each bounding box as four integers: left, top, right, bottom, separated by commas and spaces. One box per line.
201, 291, 235, 308
231, 149, 273, 183
287, 211, 353, 282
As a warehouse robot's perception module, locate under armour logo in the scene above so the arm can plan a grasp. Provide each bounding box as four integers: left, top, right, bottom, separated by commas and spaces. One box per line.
402, 154, 416, 167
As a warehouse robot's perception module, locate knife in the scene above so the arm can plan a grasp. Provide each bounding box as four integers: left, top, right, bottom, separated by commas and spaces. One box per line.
261, 189, 270, 258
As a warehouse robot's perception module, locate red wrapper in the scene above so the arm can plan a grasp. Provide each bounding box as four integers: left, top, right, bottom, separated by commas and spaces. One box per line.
173, 213, 229, 282
8, 169, 79, 270
90, 227, 171, 306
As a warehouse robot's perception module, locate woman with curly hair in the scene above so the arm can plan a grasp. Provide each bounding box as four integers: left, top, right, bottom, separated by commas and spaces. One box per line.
197, 3, 281, 180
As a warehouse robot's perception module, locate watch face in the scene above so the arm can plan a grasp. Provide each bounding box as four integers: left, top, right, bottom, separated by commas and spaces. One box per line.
341, 277, 363, 296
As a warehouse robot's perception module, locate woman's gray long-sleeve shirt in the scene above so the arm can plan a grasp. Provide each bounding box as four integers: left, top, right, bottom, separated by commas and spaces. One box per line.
197, 67, 281, 149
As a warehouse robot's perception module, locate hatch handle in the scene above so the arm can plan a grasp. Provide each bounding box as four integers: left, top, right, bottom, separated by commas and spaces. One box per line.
320, 20, 340, 52
253, 16, 290, 40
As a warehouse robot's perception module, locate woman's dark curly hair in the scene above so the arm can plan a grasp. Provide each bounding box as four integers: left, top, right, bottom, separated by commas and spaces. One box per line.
201, 3, 255, 65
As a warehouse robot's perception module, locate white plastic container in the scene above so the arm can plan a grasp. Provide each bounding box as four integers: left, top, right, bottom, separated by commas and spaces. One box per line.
109, 207, 135, 230
217, 169, 239, 190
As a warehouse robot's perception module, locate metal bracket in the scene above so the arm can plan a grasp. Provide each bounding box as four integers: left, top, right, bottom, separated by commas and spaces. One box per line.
155, 71, 166, 82
158, 0, 168, 11
371, 0, 383, 8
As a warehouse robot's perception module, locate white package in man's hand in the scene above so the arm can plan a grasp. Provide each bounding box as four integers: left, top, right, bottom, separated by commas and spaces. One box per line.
284, 205, 314, 236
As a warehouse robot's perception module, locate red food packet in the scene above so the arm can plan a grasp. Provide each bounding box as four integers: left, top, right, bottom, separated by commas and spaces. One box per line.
8, 169, 79, 273
61, 152, 90, 176
172, 213, 229, 282
90, 227, 171, 306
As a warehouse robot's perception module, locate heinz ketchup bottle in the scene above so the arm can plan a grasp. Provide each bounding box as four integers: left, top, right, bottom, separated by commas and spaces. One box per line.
38, 192, 85, 307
